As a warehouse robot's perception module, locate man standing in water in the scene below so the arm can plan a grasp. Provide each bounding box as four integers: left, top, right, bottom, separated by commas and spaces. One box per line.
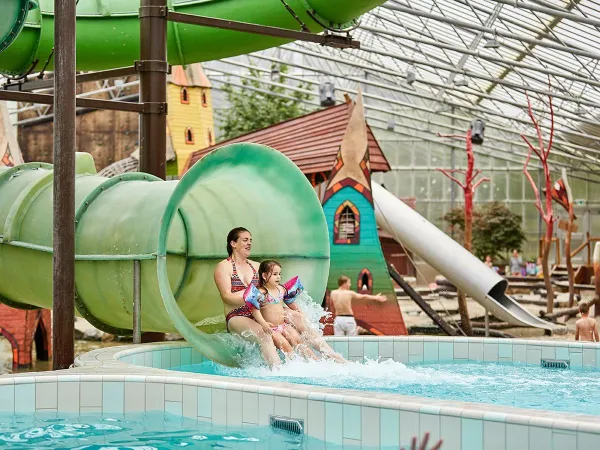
330, 276, 387, 336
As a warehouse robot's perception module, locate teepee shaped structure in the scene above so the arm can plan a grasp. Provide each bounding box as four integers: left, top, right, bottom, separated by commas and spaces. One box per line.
0, 103, 23, 167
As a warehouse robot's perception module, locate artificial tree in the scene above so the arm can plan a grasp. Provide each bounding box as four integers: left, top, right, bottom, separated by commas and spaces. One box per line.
437, 121, 490, 335
521, 89, 556, 313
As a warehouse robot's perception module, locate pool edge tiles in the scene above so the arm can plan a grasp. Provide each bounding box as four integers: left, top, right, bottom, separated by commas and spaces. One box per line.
0, 337, 598, 450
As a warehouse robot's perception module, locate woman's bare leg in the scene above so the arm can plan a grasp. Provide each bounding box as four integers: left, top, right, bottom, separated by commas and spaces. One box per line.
228, 317, 281, 367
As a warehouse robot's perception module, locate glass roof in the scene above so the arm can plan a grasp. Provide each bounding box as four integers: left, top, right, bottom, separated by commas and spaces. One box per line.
215, 0, 600, 179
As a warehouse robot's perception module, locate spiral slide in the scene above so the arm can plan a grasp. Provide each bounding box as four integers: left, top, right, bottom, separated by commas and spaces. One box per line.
0, 144, 330, 366
0, 0, 385, 77
372, 182, 562, 332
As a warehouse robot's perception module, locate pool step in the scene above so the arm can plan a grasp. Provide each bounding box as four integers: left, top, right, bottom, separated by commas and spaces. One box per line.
270, 415, 304, 435
541, 358, 570, 369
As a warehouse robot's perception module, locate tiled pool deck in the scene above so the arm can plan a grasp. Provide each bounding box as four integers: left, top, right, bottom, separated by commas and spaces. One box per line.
1, 336, 599, 449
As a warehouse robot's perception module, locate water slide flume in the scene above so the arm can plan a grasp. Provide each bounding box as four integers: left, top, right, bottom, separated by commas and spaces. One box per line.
0, 0, 386, 77
372, 181, 562, 332
0, 144, 330, 366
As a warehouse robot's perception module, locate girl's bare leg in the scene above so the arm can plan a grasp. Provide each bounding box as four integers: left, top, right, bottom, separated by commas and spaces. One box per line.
271, 331, 294, 358
283, 326, 319, 360
285, 309, 347, 363
228, 317, 281, 368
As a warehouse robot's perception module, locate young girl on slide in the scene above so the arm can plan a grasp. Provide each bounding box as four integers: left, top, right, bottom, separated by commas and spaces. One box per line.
244, 260, 317, 360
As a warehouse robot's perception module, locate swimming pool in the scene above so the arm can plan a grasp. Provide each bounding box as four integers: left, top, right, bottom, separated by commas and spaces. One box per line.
0, 410, 379, 449
171, 358, 600, 416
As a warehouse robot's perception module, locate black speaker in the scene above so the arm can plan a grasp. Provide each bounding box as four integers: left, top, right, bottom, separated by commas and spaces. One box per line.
470, 118, 485, 145
319, 81, 335, 107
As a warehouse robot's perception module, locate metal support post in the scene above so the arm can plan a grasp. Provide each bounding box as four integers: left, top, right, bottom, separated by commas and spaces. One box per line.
139, 0, 168, 180
133, 260, 142, 344
52, 0, 76, 370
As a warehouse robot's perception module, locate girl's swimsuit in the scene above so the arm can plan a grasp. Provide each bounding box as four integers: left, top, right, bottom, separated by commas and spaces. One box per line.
225, 257, 259, 332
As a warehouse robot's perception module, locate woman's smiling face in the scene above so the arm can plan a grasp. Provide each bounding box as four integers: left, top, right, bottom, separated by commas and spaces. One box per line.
232, 231, 252, 257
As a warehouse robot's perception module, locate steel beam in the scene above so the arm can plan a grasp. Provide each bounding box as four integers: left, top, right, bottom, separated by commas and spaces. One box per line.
0, 90, 144, 112
52, 0, 76, 371
167, 12, 360, 49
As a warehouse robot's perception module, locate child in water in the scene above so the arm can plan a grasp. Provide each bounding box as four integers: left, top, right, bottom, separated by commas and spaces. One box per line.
244, 260, 318, 361
244, 259, 346, 363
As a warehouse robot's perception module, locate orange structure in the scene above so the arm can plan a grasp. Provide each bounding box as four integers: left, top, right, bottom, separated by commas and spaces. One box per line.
0, 305, 51, 369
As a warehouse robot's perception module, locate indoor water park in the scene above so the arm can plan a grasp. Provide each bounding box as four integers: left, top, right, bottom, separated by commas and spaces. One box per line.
1, 0, 600, 449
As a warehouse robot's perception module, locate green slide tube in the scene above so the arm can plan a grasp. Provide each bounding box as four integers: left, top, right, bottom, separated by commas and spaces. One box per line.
0, 0, 386, 77
0, 144, 330, 366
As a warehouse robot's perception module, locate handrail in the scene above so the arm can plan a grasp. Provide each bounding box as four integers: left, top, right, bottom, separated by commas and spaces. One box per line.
570, 232, 600, 265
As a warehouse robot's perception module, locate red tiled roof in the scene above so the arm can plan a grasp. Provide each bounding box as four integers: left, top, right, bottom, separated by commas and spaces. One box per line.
182, 102, 391, 175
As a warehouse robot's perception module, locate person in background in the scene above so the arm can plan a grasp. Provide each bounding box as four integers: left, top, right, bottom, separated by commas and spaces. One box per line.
330, 276, 387, 336
536, 256, 544, 278
575, 301, 599, 342
484, 255, 493, 268
509, 249, 523, 276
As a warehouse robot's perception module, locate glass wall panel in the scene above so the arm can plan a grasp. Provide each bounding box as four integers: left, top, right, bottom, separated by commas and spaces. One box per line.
492, 171, 507, 200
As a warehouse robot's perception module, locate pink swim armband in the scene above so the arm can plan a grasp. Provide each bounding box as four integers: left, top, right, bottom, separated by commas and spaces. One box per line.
243, 284, 264, 310
282, 276, 304, 305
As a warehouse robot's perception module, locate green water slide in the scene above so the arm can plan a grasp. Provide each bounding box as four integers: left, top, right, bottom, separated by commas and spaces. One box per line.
0, 144, 330, 366
0, 0, 386, 76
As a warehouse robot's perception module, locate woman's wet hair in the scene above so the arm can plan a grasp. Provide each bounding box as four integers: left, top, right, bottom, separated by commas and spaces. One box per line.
226, 227, 250, 256
258, 259, 281, 289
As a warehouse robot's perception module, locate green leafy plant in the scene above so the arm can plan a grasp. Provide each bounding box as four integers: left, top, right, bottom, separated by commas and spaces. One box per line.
443, 201, 526, 261
217, 63, 313, 141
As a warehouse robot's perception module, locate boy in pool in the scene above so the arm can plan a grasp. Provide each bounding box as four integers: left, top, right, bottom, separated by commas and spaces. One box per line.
575, 301, 599, 342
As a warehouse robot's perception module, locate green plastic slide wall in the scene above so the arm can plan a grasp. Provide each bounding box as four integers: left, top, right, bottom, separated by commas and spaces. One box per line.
0, 144, 330, 366
0, 0, 386, 76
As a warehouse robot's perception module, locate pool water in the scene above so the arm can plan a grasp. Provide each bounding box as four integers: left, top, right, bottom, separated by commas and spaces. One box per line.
172, 358, 600, 416
0, 410, 397, 449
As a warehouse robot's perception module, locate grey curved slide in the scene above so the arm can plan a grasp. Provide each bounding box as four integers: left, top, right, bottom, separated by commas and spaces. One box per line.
372, 182, 561, 332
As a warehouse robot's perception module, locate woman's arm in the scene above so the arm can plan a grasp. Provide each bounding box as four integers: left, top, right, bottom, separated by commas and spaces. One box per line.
214, 261, 244, 305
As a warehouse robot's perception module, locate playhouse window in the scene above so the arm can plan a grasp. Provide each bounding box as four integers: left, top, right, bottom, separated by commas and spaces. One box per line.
357, 268, 373, 294
201, 91, 208, 107
180, 87, 190, 104
185, 127, 195, 145
334, 201, 360, 244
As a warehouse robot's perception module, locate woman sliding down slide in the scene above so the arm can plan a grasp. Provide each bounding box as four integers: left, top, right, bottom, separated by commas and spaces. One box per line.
245, 260, 346, 364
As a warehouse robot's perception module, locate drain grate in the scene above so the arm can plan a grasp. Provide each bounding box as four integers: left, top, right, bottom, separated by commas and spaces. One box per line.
270, 415, 304, 435
541, 358, 570, 369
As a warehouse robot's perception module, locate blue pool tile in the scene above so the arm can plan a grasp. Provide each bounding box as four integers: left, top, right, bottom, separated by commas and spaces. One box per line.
181, 347, 192, 366
325, 402, 343, 444
578, 432, 600, 450
423, 342, 439, 362
552, 430, 576, 450
506, 424, 528, 450
461, 418, 483, 450
333, 341, 349, 359
399, 411, 419, 447
483, 421, 505, 450
102, 382, 124, 414
570, 352, 583, 367
14, 384, 35, 413
161, 350, 171, 369
440, 415, 461, 450
468, 342, 484, 361
513, 344, 527, 363
541, 345, 555, 360
132, 354, 143, 366
483, 343, 498, 361
152, 351, 161, 368
419, 413, 440, 443
380, 409, 399, 447
197, 387, 212, 418
529, 426, 551, 450
170, 349, 181, 368
348, 341, 363, 358
379, 341, 393, 358
498, 342, 512, 359
454, 341, 468, 359
363, 341, 379, 360
555, 346, 569, 361
394, 341, 409, 362
438, 342, 453, 361
342, 404, 361, 440
582, 349, 596, 367
0, 385, 14, 412
526, 349, 542, 365
165, 401, 183, 416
